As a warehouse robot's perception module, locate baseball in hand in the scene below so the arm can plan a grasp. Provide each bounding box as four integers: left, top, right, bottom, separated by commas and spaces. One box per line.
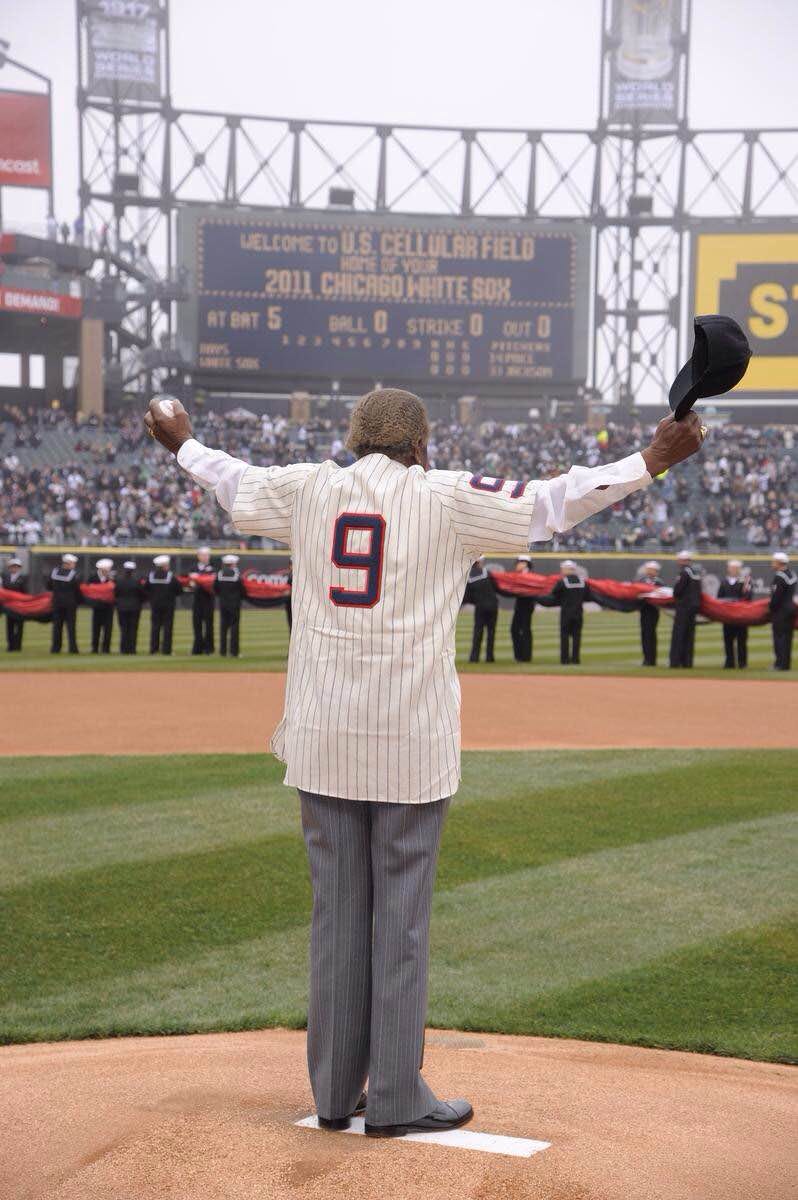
144, 395, 192, 455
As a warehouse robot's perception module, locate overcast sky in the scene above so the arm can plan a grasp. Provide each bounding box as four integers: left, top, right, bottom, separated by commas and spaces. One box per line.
2, 0, 798, 227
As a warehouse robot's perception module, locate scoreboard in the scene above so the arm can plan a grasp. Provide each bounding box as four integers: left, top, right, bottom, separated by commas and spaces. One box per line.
177, 209, 590, 388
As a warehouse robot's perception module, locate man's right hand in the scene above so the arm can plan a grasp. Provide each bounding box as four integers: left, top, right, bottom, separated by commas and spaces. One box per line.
144, 395, 193, 456
641, 413, 705, 478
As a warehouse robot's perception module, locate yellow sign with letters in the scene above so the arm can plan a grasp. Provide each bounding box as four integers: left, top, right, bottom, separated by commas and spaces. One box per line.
693, 230, 798, 394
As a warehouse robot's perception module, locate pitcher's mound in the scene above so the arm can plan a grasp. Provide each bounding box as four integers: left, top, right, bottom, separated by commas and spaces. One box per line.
1, 1028, 793, 1200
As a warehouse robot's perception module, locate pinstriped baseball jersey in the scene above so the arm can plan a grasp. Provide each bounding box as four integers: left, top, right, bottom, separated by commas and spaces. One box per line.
231, 453, 536, 803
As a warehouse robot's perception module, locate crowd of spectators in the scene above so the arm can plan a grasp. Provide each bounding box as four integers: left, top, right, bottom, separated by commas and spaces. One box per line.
1, 403, 795, 552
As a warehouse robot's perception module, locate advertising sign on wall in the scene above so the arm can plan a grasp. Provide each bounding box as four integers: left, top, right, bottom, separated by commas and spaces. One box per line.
0, 90, 52, 188
693, 228, 798, 396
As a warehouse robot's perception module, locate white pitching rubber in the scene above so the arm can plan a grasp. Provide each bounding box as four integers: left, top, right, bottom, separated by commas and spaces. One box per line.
295, 1115, 550, 1158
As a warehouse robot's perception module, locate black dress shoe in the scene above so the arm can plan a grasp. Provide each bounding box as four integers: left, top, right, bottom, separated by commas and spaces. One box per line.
365, 1098, 473, 1138
317, 1091, 367, 1131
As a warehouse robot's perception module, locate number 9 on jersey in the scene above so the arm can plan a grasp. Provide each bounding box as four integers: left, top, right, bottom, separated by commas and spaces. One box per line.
329, 512, 386, 608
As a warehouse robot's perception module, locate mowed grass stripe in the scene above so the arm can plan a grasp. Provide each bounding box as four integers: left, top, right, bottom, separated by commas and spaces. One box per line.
0, 747, 760, 822
452, 919, 798, 1063
0, 754, 286, 823
0, 784, 302, 888
1, 798, 793, 1005
0, 834, 312, 1004
439, 752, 797, 890
0, 919, 313, 1043
428, 812, 797, 1002
1, 814, 794, 1052
4, 750, 796, 887
1, 606, 789, 677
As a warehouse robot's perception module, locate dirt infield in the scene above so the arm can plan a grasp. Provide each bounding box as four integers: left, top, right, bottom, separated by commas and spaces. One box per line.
2, 1028, 794, 1200
0, 671, 795, 756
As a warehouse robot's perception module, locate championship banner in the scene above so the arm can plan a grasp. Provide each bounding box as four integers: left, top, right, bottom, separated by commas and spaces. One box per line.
0, 90, 52, 188
693, 229, 798, 396
607, 0, 682, 125
85, 0, 162, 101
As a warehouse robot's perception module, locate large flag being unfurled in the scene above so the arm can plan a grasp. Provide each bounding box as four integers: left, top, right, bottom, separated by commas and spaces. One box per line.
0, 569, 793, 628
487, 571, 793, 627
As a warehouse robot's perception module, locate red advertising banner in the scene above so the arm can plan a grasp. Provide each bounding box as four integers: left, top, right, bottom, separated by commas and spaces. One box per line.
0, 287, 82, 319
0, 90, 52, 188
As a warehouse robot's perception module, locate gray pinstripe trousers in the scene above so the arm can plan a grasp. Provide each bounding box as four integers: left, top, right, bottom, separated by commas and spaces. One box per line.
299, 790, 450, 1126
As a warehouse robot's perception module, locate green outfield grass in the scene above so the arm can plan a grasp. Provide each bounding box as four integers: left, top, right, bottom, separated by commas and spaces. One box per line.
1, 749, 795, 1061
1, 604, 793, 677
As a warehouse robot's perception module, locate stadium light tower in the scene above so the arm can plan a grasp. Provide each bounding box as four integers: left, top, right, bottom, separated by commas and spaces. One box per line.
72, 0, 798, 414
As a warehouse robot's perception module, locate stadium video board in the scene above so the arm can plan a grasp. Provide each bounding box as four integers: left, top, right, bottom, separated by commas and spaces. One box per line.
692, 227, 798, 397
177, 209, 590, 389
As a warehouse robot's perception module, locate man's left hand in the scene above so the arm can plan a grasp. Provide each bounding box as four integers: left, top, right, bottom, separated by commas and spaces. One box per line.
641, 412, 704, 478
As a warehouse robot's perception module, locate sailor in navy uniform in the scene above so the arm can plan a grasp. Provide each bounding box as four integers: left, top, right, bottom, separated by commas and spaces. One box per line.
510, 555, 536, 663
549, 559, 587, 665
717, 558, 752, 669
115, 560, 145, 654
769, 551, 796, 671
2, 556, 28, 652
190, 546, 215, 655
46, 552, 81, 654
669, 550, 702, 668
89, 557, 115, 654
465, 558, 498, 663
214, 553, 245, 657
146, 554, 183, 655
637, 559, 662, 667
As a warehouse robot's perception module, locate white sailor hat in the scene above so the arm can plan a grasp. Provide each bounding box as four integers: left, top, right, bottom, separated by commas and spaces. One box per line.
153, 554, 170, 567
676, 549, 693, 561
727, 558, 743, 568
643, 560, 661, 571
516, 554, 532, 563
198, 545, 211, 554
772, 551, 790, 564
560, 559, 577, 570
123, 560, 136, 570
96, 557, 113, 571
222, 554, 239, 565
62, 553, 78, 565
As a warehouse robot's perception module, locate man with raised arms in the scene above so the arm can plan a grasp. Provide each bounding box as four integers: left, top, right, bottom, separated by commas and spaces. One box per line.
145, 389, 703, 1138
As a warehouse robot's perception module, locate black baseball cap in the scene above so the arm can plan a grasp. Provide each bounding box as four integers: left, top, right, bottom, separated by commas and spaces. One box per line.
668, 315, 752, 420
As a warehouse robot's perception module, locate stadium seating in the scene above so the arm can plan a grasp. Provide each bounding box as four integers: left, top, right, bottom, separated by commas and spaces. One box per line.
1, 406, 794, 552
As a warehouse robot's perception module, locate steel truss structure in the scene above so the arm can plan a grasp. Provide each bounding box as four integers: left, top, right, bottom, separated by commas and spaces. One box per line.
76, 0, 798, 406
